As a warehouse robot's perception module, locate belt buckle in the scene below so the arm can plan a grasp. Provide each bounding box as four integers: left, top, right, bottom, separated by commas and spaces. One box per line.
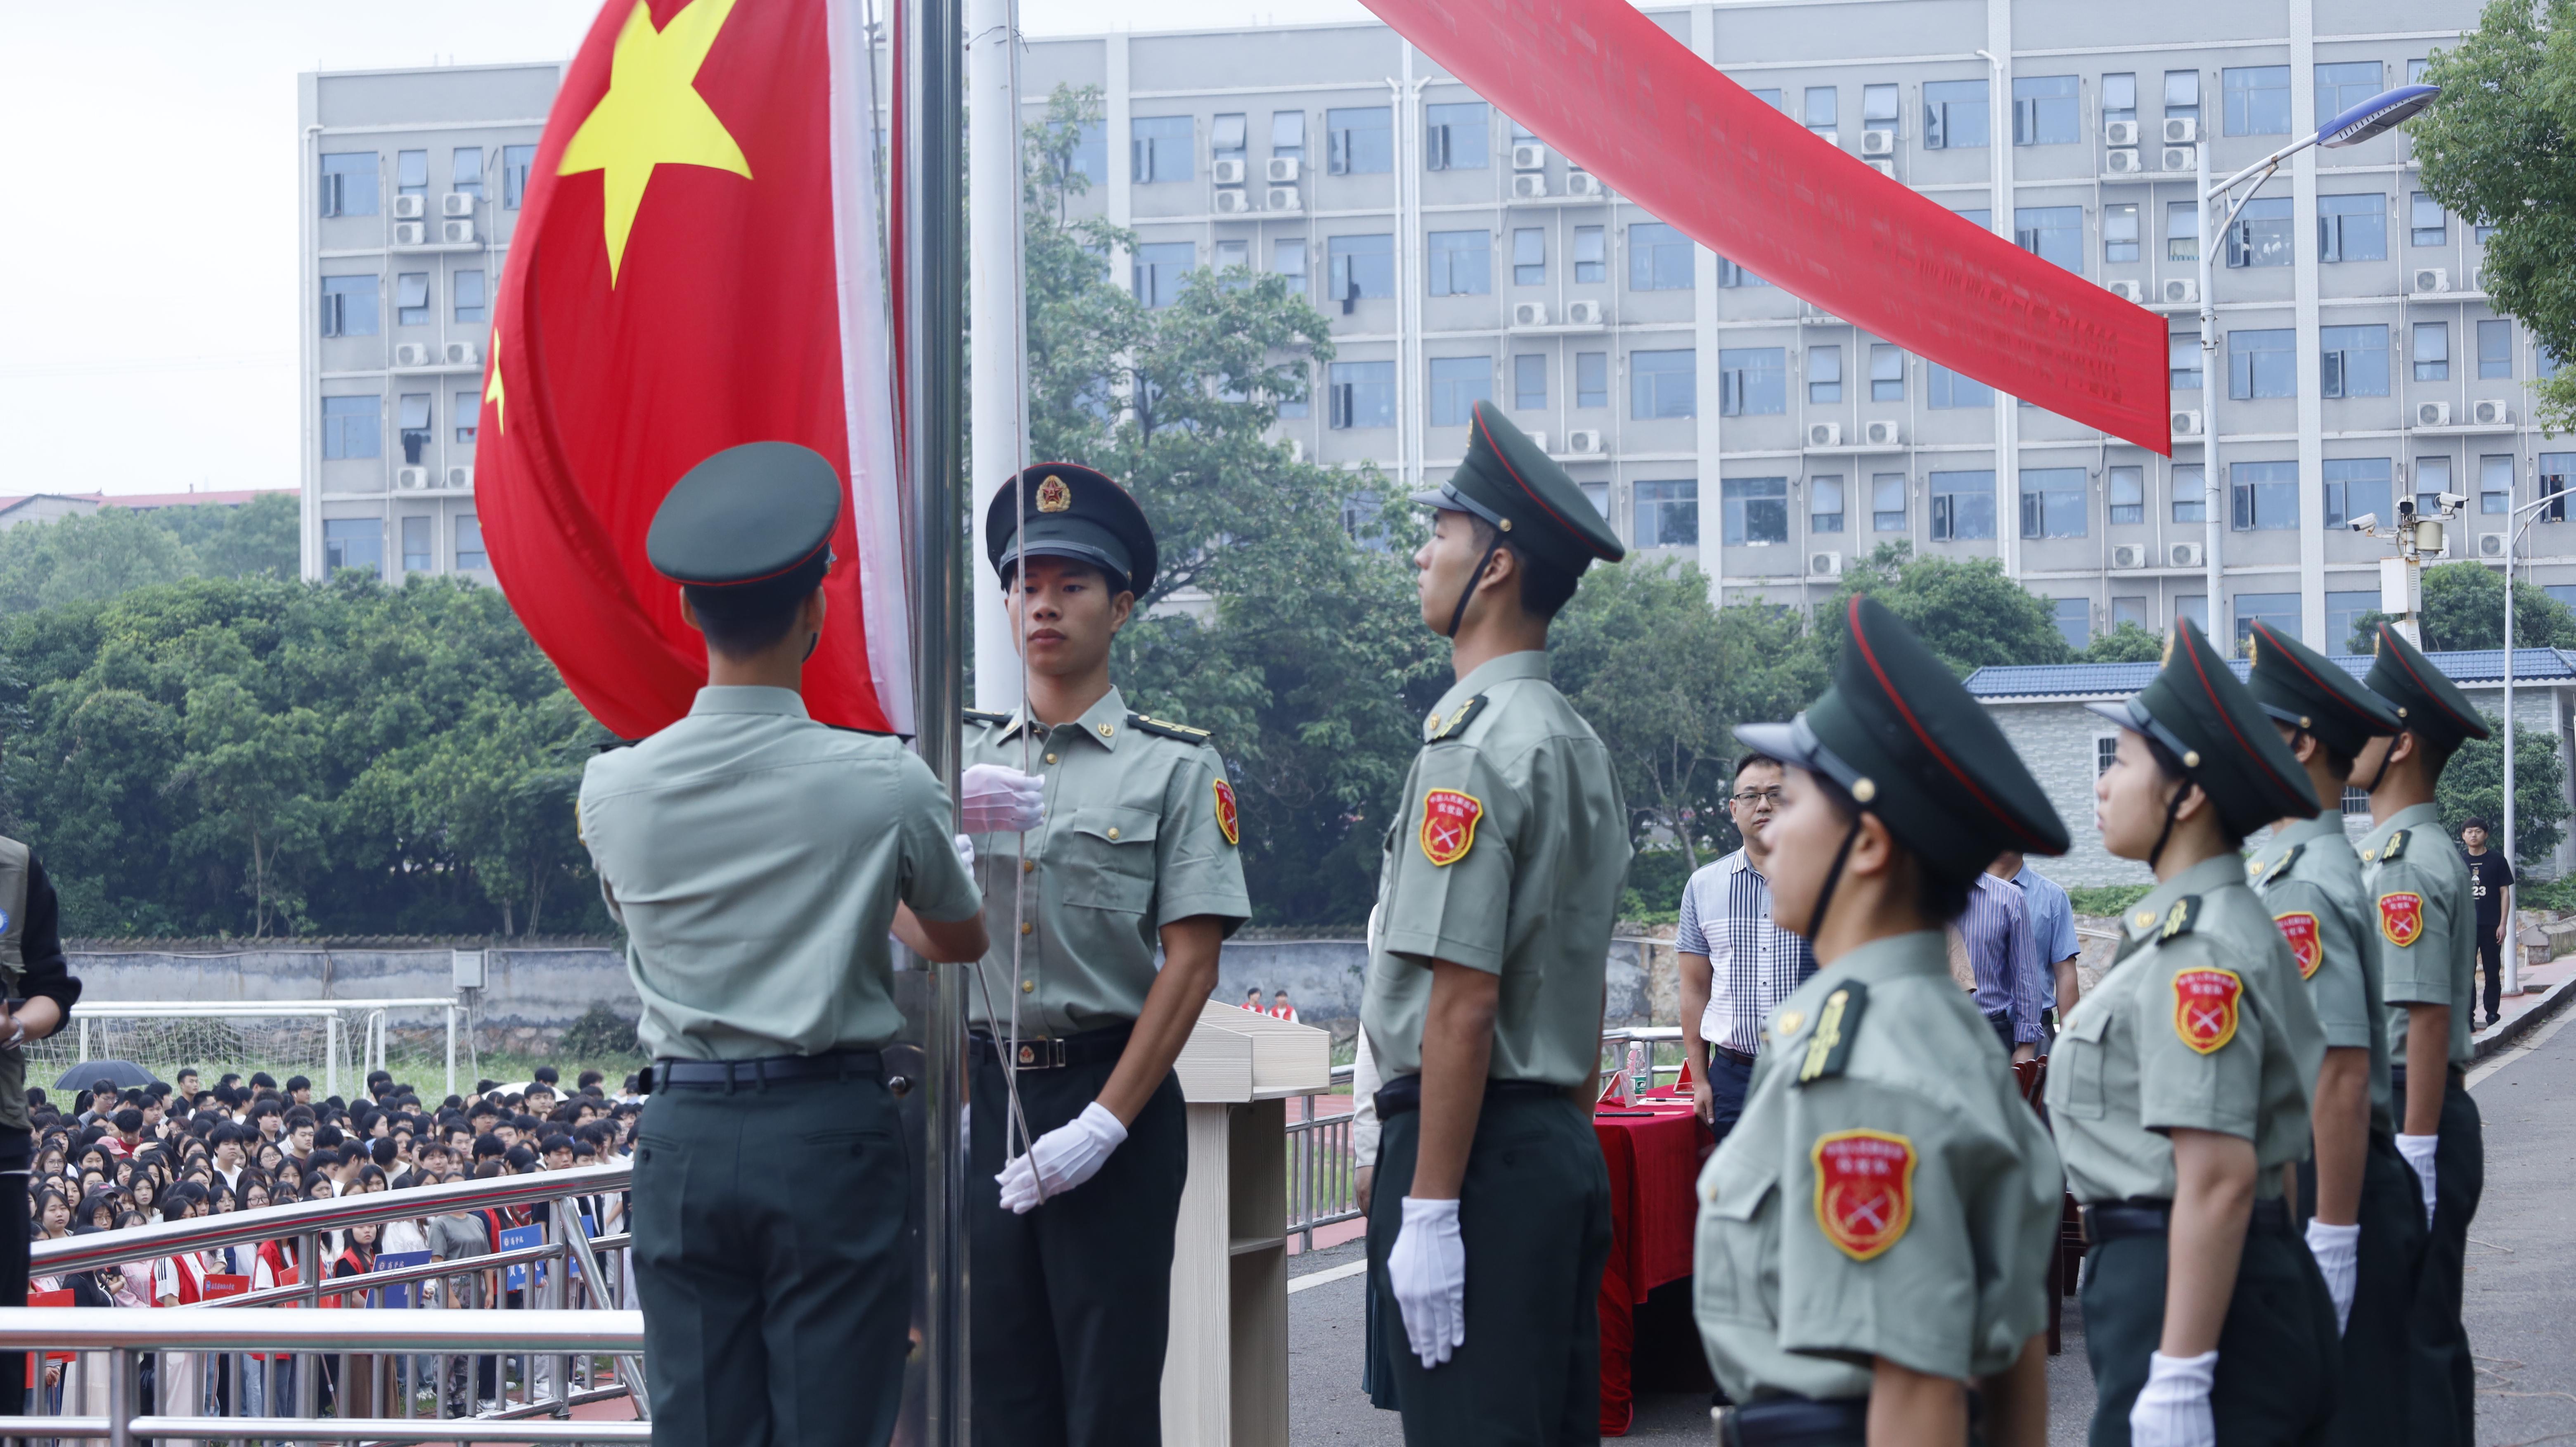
1012, 1038, 1066, 1070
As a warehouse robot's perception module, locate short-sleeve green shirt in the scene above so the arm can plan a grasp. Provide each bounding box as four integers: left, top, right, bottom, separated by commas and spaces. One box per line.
578, 686, 984, 1060
2045, 852, 2324, 1204
1693, 932, 2062, 1399
2359, 802, 2476, 1065
1360, 651, 1630, 1088
962, 686, 1250, 1034
2249, 815, 2392, 1130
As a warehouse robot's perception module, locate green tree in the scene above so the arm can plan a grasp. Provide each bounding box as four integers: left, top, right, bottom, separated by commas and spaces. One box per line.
2437, 713, 2570, 867
2362, 560, 2576, 652
147, 494, 302, 579
2081, 620, 2168, 662
0, 510, 198, 614
1808, 541, 2073, 674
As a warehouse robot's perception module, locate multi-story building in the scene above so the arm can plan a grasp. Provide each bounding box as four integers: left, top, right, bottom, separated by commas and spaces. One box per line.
1017, 0, 2569, 656
296, 63, 559, 585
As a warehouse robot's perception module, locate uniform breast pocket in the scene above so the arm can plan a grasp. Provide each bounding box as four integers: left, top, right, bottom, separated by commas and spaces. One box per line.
1058, 807, 1159, 913
1695, 1159, 1782, 1326
2054, 1008, 2113, 1120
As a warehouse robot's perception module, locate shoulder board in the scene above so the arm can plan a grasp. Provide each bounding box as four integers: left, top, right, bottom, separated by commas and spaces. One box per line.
1128, 712, 1214, 745
2261, 843, 2304, 885
823, 722, 896, 738
592, 739, 636, 754
2380, 829, 2409, 864
1793, 981, 1868, 1086
963, 707, 1012, 727
1426, 693, 1490, 742
2159, 895, 2202, 942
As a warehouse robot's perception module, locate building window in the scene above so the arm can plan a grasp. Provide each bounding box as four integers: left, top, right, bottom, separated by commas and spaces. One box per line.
2015, 206, 2083, 273
1717, 347, 1784, 417
1326, 106, 1393, 175
2173, 464, 2207, 523
1428, 230, 1490, 296
2104, 73, 2138, 126
2233, 591, 2301, 652
2053, 598, 2091, 649
1428, 356, 1492, 426
322, 395, 382, 460
1044, 119, 1106, 183
1930, 471, 1996, 541
1641, 480, 1704, 547
2320, 325, 2390, 399
1871, 473, 1906, 531
1277, 362, 1309, 419
2105, 204, 2140, 264
1953, 207, 1991, 230
1634, 348, 1701, 419
1327, 234, 1394, 306
397, 149, 429, 198
2410, 192, 2447, 246
1927, 362, 1994, 409
1573, 227, 1606, 284
1580, 481, 1610, 517
2232, 460, 2300, 531
401, 515, 433, 573
2225, 197, 2295, 268
2096, 735, 2120, 777
2479, 319, 2514, 378
1210, 113, 1248, 164
1512, 228, 1545, 285
1863, 83, 1900, 131
1719, 257, 1771, 288
2544, 453, 2576, 521
2223, 65, 2292, 136
2020, 467, 2087, 539
2325, 591, 2378, 652
323, 519, 384, 576
452, 147, 485, 200
398, 393, 432, 465
320, 152, 379, 216
320, 275, 378, 338
2176, 595, 2209, 633
1718, 478, 1783, 546
1576, 352, 1609, 409
1870, 345, 1904, 401
502, 145, 537, 209
1327, 360, 1395, 429
1513, 354, 1546, 410
1132, 241, 1194, 308
1811, 475, 1846, 534
396, 272, 431, 327
1923, 79, 1989, 149
2167, 201, 2200, 263
2317, 194, 2388, 263
1747, 89, 1785, 111
1272, 110, 1306, 164
1805, 87, 1837, 132
1808, 346, 1843, 403
2416, 456, 2453, 517
2412, 322, 2451, 382
456, 515, 488, 571
2164, 69, 2202, 125
1628, 223, 1693, 290
2322, 457, 2392, 528
2315, 61, 2383, 127
1272, 238, 1306, 296
452, 269, 487, 324
455, 389, 480, 444
2482, 454, 2514, 514
2230, 328, 2297, 399
1213, 239, 1249, 280
2170, 334, 2203, 391
2108, 465, 2145, 524
2012, 76, 2079, 146
1132, 116, 1193, 183
1425, 102, 1489, 171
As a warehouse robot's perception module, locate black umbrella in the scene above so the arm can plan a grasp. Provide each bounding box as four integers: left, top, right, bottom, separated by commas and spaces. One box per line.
54, 1060, 156, 1091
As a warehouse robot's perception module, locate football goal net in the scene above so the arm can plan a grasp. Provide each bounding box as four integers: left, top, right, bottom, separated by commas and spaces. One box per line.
26, 1000, 468, 1102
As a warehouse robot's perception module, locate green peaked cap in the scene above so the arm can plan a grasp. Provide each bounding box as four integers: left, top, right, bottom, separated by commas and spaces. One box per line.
2245, 619, 2401, 759
1408, 401, 1624, 573
2086, 616, 2319, 835
2364, 621, 2490, 747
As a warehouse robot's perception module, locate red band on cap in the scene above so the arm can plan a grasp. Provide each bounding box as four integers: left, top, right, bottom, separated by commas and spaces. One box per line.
1844, 597, 2050, 849
1470, 411, 1618, 561
675, 533, 832, 589
2183, 627, 2302, 797
2252, 621, 2376, 730
2378, 624, 2479, 732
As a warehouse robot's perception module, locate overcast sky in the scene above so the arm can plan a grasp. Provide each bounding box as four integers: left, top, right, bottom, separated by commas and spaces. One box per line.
0, 0, 1374, 497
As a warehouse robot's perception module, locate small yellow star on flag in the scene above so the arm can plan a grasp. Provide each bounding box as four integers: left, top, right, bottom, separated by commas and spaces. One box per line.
483, 321, 507, 435
556, 0, 753, 285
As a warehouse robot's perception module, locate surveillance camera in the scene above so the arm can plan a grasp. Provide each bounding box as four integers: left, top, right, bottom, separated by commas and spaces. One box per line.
2347, 513, 2379, 533
2397, 498, 2419, 516
2438, 492, 2467, 510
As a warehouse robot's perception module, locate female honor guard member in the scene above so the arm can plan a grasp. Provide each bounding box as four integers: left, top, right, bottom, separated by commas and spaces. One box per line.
2351, 622, 2488, 1447
578, 443, 992, 1447
1363, 402, 1627, 1443
2242, 621, 2422, 1447
1696, 595, 2067, 1447
2055, 618, 2337, 1447
961, 465, 1251, 1447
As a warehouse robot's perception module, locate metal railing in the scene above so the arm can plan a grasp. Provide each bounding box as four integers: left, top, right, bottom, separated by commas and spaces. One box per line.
1285, 1074, 1360, 1252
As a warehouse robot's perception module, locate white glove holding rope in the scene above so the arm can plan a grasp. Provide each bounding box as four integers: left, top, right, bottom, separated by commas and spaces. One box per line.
2396, 1133, 2439, 1229
996, 1101, 1126, 1212
960, 764, 1046, 834
2128, 1350, 2218, 1447
1387, 1196, 1467, 1369
2304, 1219, 2359, 1335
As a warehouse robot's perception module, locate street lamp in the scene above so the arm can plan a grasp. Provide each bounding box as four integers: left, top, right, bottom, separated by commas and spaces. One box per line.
2498, 483, 2576, 994
2196, 83, 2439, 649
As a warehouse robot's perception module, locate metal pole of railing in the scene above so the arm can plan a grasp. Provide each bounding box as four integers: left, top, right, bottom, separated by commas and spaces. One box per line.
445, 1006, 457, 1105
559, 1210, 646, 1421
546, 1201, 569, 1415
105, 1347, 130, 1447
324, 1016, 339, 1105
298, 1231, 321, 1432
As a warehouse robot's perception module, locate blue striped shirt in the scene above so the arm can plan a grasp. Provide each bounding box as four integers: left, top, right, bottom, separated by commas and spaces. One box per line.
1961, 871, 2046, 1044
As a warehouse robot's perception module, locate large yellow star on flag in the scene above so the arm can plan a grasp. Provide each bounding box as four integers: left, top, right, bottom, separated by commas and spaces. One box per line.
555, 0, 752, 285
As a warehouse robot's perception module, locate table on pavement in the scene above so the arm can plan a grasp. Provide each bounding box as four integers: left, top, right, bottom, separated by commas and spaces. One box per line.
1594, 1086, 1713, 1437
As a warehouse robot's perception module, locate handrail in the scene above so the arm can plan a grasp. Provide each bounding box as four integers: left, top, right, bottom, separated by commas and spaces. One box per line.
0, 1419, 648, 1443
32, 1162, 631, 1274
60, 997, 462, 1014
0, 1306, 638, 1353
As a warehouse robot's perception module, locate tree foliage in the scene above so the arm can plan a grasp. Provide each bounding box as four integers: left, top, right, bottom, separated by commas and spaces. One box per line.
0, 495, 298, 616
2373, 560, 2576, 652
1807, 542, 2074, 675
2439, 713, 2570, 867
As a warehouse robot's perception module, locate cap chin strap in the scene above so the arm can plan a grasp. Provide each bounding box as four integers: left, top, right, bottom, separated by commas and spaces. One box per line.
2361, 735, 2400, 795
1803, 814, 1868, 942
1442, 531, 1509, 640
2145, 781, 2191, 873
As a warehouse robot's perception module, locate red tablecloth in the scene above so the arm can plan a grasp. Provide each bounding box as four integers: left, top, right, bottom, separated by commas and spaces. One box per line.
1594, 1089, 1710, 1435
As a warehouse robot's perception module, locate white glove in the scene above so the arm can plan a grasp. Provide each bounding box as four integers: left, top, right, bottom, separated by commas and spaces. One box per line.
2396, 1133, 2439, 1229
2304, 1219, 2359, 1335
960, 764, 1045, 833
995, 1101, 1126, 1213
954, 833, 975, 871
2128, 1350, 2218, 1447
1387, 1196, 1467, 1369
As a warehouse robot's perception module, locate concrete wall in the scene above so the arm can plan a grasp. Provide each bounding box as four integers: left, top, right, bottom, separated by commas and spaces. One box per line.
65, 944, 633, 1034
1214, 934, 1664, 1042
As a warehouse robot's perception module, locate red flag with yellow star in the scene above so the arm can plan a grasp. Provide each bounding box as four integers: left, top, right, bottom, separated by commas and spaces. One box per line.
478, 0, 910, 738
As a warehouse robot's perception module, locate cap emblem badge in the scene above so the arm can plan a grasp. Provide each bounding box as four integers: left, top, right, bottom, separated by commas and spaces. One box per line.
1037, 474, 1072, 512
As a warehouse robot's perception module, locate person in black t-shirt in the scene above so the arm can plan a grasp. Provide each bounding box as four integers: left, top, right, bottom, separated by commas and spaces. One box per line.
2460, 818, 2516, 1027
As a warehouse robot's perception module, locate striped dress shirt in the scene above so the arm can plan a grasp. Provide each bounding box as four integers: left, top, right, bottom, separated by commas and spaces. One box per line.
1675, 849, 1817, 1057
1960, 871, 2046, 1044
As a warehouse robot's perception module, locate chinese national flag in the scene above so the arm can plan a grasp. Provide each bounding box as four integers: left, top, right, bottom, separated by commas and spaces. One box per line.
477, 0, 910, 738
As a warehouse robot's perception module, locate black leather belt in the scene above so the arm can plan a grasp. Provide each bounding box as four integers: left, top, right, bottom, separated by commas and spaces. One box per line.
2387, 1062, 2467, 1093
649, 1049, 882, 1093
1373, 1074, 1566, 1119
1716, 1394, 1870, 1447
2081, 1195, 2292, 1244
968, 1022, 1132, 1072
1713, 1045, 1757, 1068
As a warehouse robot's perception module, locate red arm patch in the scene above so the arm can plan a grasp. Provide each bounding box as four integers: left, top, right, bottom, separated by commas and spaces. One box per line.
2171, 966, 2244, 1054
1811, 1129, 1916, 1262
1212, 778, 1240, 846
2273, 912, 2322, 980
1418, 789, 1484, 866
2377, 892, 2423, 947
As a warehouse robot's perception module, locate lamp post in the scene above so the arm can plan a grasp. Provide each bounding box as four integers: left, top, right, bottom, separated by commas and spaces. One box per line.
2499, 484, 2575, 995
2196, 83, 2438, 649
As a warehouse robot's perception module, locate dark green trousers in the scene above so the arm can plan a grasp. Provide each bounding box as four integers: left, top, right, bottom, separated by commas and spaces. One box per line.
632, 1073, 909, 1447
968, 1051, 1188, 1447
2081, 1210, 2340, 1447
2403, 1077, 2482, 1447
1366, 1090, 1613, 1447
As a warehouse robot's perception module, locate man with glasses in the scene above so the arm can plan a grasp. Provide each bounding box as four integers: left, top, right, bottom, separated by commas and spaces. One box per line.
1676, 753, 1818, 1139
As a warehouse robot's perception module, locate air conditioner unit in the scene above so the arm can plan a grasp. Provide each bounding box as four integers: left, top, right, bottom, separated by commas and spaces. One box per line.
1811, 130, 1839, 149
393, 342, 435, 368
1512, 301, 1550, 327
1863, 419, 1902, 448
2172, 409, 2204, 436
2469, 266, 2488, 294
2170, 541, 2204, 567
1511, 142, 1546, 171
1265, 156, 1300, 184
395, 467, 431, 490
446, 465, 475, 489
1808, 422, 1842, 448
1809, 550, 1843, 578
1265, 185, 1302, 212
2106, 147, 2144, 175
2418, 401, 2452, 427
1563, 171, 1604, 199
2479, 532, 2507, 558
392, 222, 428, 247
1866, 159, 1896, 179
2164, 117, 2198, 145
2105, 120, 2141, 148
1213, 189, 1253, 214
2112, 543, 2149, 569
440, 219, 476, 244
1524, 432, 1547, 453
1511, 173, 1549, 199
1211, 158, 1246, 186
2414, 267, 2449, 294
441, 192, 476, 218
1565, 299, 1606, 327
2474, 399, 2513, 426
391, 195, 426, 220
2162, 145, 2197, 172
443, 341, 480, 367
2163, 277, 2200, 306
2107, 278, 2145, 303
1860, 129, 1896, 157
1565, 428, 1605, 455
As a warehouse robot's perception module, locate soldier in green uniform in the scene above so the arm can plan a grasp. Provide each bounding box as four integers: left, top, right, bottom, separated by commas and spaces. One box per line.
1695, 595, 2067, 1447
2349, 622, 2488, 1447
961, 464, 1252, 1447
579, 442, 992, 1447
0, 835, 82, 1420
2242, 620, 2422, 1447
2053, 617, 2339, 1447
1361, 401, 1627, 1443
